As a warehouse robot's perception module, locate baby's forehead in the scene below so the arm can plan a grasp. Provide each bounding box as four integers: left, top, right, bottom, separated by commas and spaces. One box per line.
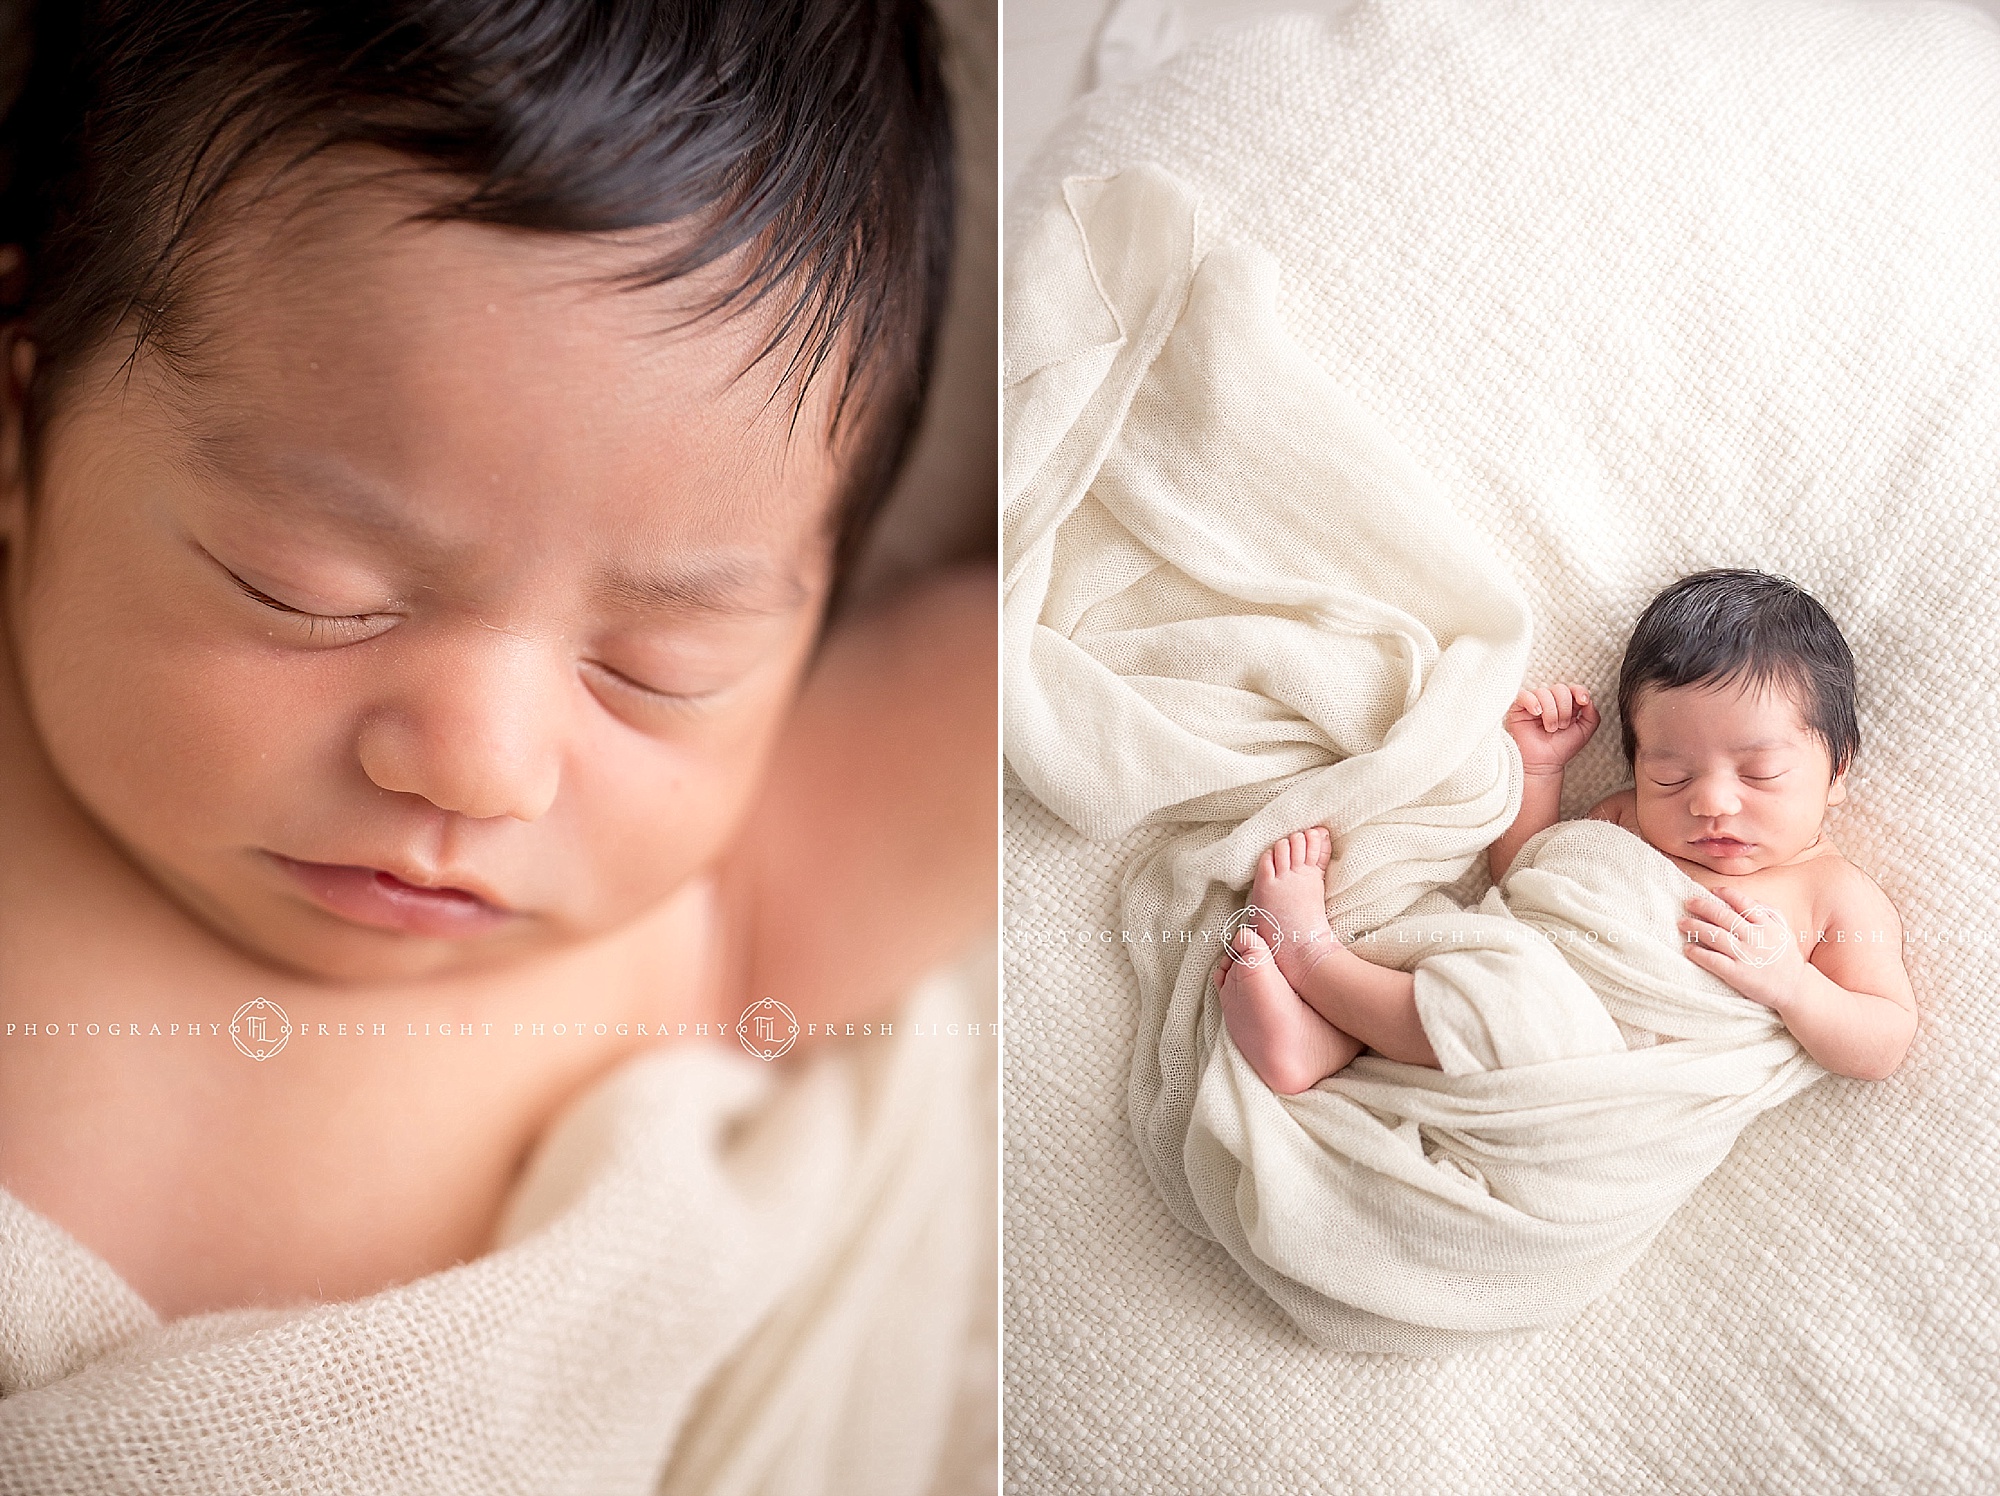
48, 169, 853, 593
227, 165, 824, 390
1631, 675, 1817, 747
159, 170, 838, 449
72, 153, 824, 471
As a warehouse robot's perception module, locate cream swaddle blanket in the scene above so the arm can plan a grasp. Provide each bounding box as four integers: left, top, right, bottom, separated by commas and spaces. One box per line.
1005, 162, 1825, 1354
0, 961, 990, 1495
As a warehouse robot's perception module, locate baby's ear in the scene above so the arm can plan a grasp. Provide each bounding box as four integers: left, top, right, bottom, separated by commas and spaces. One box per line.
1826, 768, 1849, 807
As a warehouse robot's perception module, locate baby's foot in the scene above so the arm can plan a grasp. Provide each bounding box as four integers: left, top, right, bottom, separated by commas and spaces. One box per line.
1249, 828, 1339, 988
1214, 927, 1364, 1095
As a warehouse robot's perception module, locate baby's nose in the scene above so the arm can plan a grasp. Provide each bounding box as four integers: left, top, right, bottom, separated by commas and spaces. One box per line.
1686, 777, 1741, 818
353, 629, 566, 823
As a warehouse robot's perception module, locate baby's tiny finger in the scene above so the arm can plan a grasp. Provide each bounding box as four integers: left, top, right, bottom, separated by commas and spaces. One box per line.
1685, 890, 1731, 921
1708, 884, 1753, 915
1677, 915, 1720, 948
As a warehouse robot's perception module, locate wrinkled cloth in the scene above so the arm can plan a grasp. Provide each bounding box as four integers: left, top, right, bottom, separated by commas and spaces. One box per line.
1191, 818, 1825, 1351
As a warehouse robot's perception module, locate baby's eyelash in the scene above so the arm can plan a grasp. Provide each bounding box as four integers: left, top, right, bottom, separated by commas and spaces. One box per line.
1651, 772, 1784, 788
232, 576, 301, 612
228, 571, 376, 636
585, 659, 723, 712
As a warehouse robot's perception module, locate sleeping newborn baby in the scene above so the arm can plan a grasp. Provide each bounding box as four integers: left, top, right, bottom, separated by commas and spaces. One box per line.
1217, 568, 1917, 1094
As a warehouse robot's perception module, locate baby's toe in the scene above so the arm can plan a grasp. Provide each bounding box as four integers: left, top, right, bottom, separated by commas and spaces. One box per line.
1306, 826, 1332, 868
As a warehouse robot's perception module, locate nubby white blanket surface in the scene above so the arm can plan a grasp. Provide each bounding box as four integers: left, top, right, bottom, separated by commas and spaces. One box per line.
1004, 0, 2000, 1489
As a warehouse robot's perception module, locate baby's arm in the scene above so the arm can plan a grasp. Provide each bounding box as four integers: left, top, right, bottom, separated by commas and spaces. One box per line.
1489, 684, 1600, 883
1681, 871, 1916, 1081
714, 562, 996, 1035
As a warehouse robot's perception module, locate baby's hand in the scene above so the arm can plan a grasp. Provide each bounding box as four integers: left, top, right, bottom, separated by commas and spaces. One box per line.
1503, 683, 1599, 777
1677, 886, 1807, 1013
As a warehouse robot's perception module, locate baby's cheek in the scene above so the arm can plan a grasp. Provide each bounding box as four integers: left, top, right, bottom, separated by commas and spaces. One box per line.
1626, 800, 1673, 852
567, 716, 777, 916
27, 619, 279, 845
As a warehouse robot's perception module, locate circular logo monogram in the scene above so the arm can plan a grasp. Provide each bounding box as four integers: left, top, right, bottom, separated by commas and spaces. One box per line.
737, 997, 800, 1062
1726, 903, 1793, 968
229, 997, 292, 1061
1220, 905, 1282, 967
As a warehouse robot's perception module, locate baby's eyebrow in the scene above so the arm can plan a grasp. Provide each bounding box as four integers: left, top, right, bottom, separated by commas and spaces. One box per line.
1638, 738, 1797, 760
601, 559, 807, 618
186, 431, 421, 538
185, 431, 807, 617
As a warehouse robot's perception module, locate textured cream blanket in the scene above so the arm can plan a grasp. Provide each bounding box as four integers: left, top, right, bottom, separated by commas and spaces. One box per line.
1003, 0, 2000, 1487
0, 958, 991, 1496
1006, 162, 1826, 1352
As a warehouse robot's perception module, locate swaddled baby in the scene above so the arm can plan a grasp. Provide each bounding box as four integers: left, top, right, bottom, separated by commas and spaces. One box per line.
1218, 568, 1916, 1094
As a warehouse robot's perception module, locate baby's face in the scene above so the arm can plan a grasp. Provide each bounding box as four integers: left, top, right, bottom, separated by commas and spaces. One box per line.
1627, 675, 1847, 875
1, 169, 844, 982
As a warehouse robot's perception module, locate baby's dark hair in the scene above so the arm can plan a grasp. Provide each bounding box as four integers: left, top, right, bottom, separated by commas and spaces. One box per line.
0, 0, 954, 597
1616, 568, 1860, 778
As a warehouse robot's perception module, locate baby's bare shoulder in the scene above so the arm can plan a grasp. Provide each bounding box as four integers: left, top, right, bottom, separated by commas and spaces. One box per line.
1584, 788, 1638, 829
1811, 852, 1901, 931
1804, 852, 1914, 1015
713, 563, 996, 1035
